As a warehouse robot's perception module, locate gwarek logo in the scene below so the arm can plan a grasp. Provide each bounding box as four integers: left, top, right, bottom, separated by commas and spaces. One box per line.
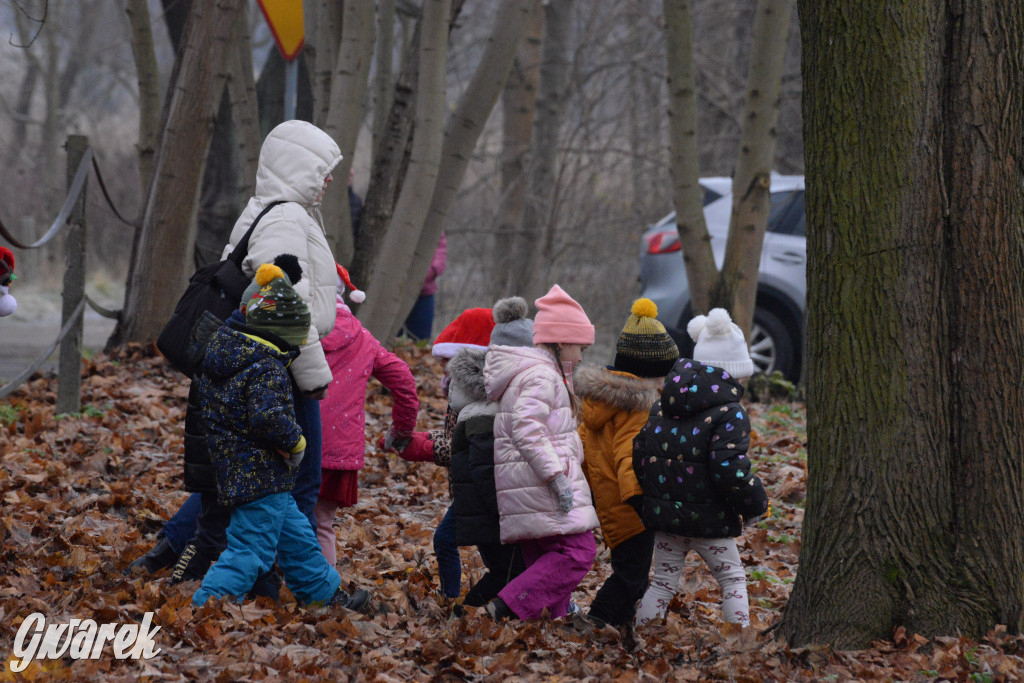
8, 612, 162, 673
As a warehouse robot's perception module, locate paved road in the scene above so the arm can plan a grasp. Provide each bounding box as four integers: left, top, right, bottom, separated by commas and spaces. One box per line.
0, 310, 118, 383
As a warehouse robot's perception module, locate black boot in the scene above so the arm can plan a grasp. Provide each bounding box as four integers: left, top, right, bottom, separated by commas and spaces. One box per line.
167, 542, 216, 585
327, 587, 372, 612
125, 537, 178, 575
485, 597, 516, 621
248, 567, 282, 600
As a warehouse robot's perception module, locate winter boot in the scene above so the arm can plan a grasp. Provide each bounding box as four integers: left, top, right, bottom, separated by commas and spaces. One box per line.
125, 537, 178, 575
327, 587, 372, 613
248, 567, 282, 601
167, 542, 216, 585
484, 597, 516, 621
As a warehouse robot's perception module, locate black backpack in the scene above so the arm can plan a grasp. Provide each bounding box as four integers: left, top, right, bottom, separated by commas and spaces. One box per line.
156, 201, 284, 377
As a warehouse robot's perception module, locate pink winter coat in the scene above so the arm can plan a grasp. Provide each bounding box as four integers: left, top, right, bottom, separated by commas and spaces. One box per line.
420, 233, 447, 296
483, 345, 599, 544
321, 301, 419, 470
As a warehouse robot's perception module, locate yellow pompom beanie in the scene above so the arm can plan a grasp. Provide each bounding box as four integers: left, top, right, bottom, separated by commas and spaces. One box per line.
613, 298, 679, 378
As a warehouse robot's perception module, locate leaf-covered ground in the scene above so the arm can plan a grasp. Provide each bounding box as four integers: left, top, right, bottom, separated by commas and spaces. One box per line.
1, 345, 1021, 681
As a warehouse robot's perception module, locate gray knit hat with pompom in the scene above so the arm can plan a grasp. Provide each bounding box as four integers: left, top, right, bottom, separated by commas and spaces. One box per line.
489, 297, 534, 347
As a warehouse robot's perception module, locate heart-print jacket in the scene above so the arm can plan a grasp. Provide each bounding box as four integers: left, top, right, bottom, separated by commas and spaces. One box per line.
632, 358, 768, 538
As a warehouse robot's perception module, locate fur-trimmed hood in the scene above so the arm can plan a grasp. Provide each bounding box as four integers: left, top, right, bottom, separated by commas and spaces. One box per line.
448, 348, 488, 403
576, 363, 661, 416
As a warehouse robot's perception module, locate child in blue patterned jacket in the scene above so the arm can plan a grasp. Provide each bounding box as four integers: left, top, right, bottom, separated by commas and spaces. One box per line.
192, 263, 369, 611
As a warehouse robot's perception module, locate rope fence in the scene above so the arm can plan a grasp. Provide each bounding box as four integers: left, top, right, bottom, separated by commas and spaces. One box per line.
0, 135, 133, 411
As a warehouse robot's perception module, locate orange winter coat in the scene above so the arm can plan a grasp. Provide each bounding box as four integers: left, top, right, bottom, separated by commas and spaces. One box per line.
576, 365, 663, 549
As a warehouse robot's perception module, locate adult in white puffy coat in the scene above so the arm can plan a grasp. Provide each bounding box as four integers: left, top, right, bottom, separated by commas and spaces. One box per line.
220, 120, 343, 530
481, 284, 599, 621
127, 121, 344, 580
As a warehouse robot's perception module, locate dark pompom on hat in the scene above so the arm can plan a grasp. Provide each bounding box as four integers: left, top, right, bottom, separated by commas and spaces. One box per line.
273, 253, 302, 286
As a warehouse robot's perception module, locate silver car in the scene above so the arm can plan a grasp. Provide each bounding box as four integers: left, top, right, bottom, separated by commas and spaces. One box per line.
638, 174, 806, 380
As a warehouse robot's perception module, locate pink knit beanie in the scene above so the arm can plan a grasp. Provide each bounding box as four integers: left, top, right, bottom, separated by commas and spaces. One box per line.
533, 284, 595, 345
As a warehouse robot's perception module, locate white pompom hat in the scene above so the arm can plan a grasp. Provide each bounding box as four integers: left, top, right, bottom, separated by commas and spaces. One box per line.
687, 307, 755, 379
335, 263, 365, 303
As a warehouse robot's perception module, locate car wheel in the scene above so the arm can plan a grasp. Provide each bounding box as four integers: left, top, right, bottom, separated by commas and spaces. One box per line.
750, 308, 797, 380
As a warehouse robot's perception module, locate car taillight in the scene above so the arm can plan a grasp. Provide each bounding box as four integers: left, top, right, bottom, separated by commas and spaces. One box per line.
644, 231, 681, 254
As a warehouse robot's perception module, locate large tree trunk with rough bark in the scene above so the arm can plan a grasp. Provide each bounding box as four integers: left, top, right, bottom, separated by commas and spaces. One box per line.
358, 0, 451, 339
109, 0, 244, 346
778, 0, 1024, 648
715, 0, 794, 334
396, 0, 533, 325
506, 0, 573, 303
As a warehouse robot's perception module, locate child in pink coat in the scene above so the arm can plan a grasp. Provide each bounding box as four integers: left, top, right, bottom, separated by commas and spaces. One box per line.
481, 284, 600, 620
313, 266, 420, 566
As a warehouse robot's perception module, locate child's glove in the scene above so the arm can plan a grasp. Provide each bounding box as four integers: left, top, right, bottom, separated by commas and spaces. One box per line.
304, 385, 329, 400
743, 500, 771, 527
287, 448, 305, 469
381, 426, 413, 453
398, 432, 434, 462
549, 474, 574, 513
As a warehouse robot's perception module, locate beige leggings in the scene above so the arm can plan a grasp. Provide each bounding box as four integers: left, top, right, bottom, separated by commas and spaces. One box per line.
634, 532, 749, 627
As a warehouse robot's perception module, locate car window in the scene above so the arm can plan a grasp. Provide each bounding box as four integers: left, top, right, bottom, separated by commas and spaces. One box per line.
767, 190, 805, 236
702, 187, 723, 206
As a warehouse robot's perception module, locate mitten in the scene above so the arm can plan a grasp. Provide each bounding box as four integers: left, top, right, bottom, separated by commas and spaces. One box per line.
398, 432, 434, 462
305, 385, 329, 401
287, 448, 305, 469
382, 425, 413, 452
549, 473, 574, 513
743, 500, 771, 527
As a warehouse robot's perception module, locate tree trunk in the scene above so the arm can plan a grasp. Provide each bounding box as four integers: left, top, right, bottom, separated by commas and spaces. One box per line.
228, 8, 260, 203
778, 0, 1024, 648
495, 0, 542, 299
126, 0, 162, 195
321, 0, 377, 264
396, 0, 533, 324
256, 49, 315, 137
715, 0, 794, 334
358, 0, 452, 339
507, 0, 574, 302
348, 0, 465, 292
662, 0, 715, 316
109, 0, 244, 346
372, 0, 396, 160
305, 0, 344, 128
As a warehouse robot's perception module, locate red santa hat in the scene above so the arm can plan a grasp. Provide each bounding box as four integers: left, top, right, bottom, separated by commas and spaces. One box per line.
0, 247, 13, 284
431, 307, 494, 359
335, 263, 365, 303
0, 246, 16, 317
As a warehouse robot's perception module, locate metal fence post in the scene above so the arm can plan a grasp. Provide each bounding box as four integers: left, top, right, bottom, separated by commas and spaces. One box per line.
56, 135, 88, 415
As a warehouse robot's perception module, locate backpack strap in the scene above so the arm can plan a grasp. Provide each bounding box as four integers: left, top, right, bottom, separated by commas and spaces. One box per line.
228, 200, 286, 268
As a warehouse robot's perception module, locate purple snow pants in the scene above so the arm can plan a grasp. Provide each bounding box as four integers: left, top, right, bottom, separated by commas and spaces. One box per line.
497, 530, 596, 620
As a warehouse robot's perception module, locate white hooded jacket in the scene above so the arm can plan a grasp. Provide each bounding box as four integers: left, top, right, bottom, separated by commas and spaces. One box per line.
221, 120, 342, 392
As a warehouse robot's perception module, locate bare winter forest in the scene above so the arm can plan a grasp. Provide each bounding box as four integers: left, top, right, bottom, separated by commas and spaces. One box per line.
0, 0, 802, 359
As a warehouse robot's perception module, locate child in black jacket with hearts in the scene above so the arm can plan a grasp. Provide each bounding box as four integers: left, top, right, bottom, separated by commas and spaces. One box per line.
633, 308, 768, 629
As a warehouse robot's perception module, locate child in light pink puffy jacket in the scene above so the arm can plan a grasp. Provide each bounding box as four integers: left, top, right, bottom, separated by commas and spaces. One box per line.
313, 266, 420, 566
480, 284, 600, 620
